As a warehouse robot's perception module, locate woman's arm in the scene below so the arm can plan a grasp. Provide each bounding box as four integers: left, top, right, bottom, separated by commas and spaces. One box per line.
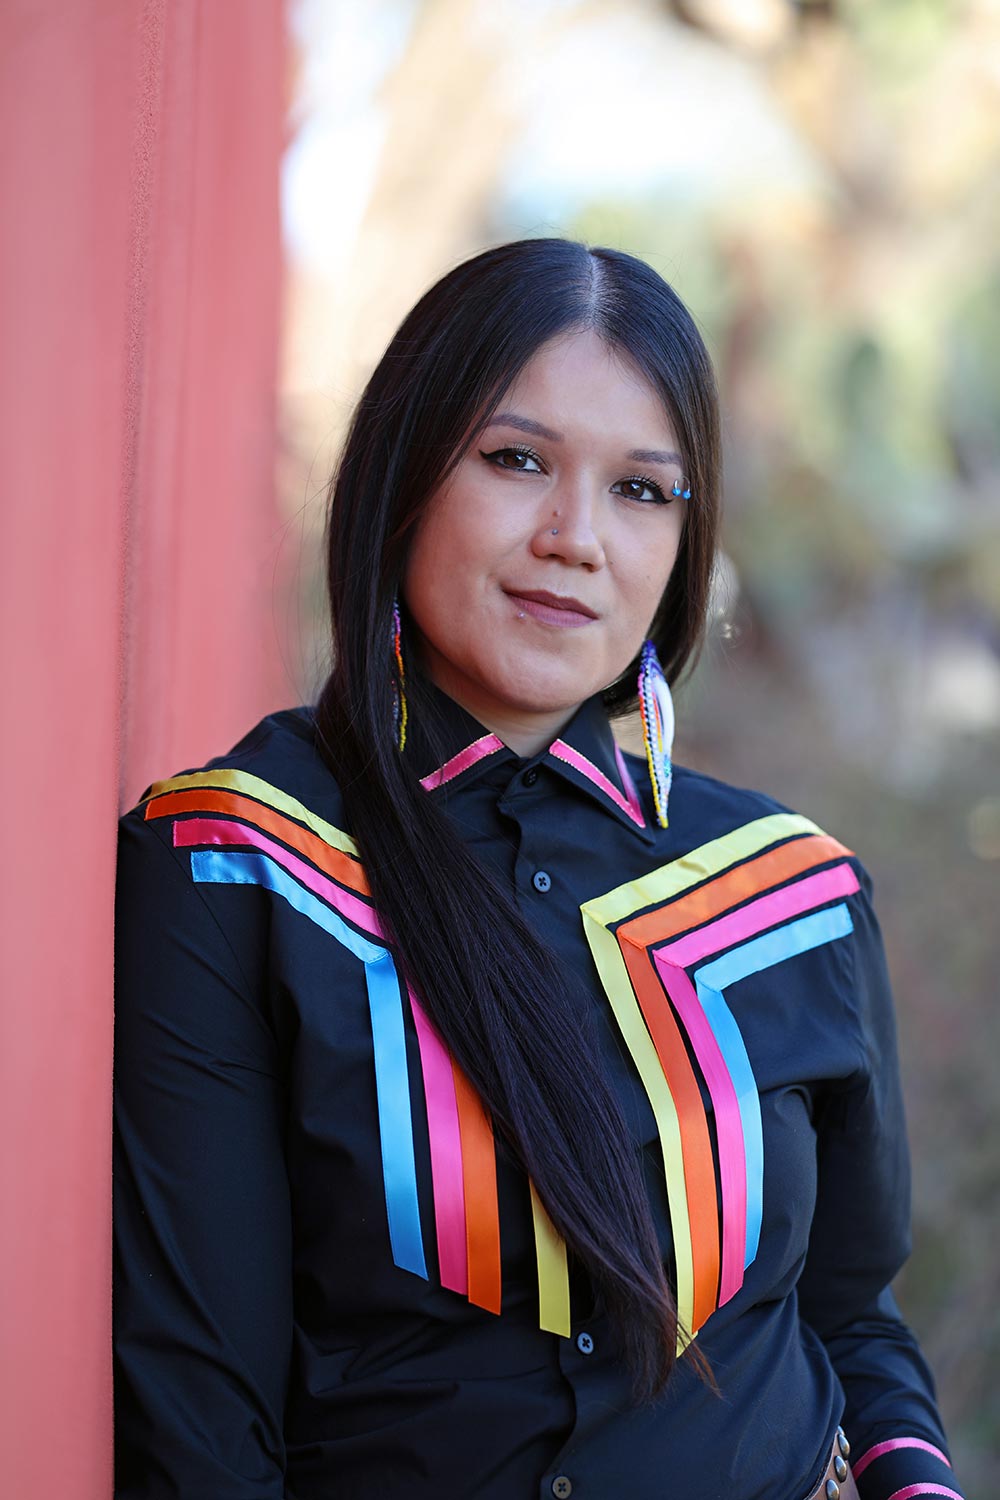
797, 859, 965, 1500
113, 806, 292, 1499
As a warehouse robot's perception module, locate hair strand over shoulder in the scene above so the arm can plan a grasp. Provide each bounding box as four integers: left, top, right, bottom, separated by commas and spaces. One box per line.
313, 237, 722, 1401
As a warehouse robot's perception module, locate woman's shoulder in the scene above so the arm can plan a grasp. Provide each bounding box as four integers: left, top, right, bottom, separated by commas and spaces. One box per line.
617, 745, 803, 828
668, 758, 798, 818
119, 702, 353, 851
618, 747, 870, 886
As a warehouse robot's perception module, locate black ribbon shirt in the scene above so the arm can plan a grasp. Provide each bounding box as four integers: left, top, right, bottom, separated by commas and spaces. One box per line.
112, 682, 964, 1499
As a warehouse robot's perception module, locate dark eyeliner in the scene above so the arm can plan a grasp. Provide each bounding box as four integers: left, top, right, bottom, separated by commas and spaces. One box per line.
480, 442, 544, 469
619, 473, 671, 504
481, 447, 676, 504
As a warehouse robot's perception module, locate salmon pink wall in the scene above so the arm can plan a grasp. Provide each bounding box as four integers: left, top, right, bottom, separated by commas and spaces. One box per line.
0, 2, 288, 1491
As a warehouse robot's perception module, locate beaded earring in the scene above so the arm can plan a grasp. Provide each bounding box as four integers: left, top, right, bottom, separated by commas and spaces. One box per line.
391, 596, 408, 751
638, 637, 674, 828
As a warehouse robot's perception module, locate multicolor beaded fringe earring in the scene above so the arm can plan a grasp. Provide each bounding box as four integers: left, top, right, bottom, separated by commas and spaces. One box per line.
638, 637, 675, 828
391, 596, 408, 751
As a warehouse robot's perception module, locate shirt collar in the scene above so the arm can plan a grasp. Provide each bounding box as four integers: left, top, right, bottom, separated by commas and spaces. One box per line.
402, 675, 656, 840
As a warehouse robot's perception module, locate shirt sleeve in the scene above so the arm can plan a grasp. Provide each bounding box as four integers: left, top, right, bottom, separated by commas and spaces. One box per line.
113, 803, 292, 1499
796, 857, 965, 1500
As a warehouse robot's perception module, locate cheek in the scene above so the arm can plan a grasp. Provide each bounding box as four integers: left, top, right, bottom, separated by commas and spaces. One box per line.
407, 492, 517, 602
402, 522, 448, 639
402, 504, 492, 635
616, 526, 682, 618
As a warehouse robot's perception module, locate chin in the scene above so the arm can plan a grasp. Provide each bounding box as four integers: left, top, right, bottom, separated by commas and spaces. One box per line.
488, 665, 601, 716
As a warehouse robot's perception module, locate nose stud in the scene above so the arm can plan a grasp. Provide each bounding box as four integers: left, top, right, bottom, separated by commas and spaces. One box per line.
551, 527, 559, 535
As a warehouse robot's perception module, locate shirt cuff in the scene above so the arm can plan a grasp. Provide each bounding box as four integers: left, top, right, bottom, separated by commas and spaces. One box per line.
852, 1435, 965, 1499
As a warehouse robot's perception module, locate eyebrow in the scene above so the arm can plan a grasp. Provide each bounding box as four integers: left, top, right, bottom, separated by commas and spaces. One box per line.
481, 410, 683, 468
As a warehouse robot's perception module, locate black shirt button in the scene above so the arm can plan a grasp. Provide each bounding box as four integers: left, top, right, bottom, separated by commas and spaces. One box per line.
576, 1331, 594, 1355
532, 870, 552, 893
523, 767, 539, 787
551, 1478, 573, 1498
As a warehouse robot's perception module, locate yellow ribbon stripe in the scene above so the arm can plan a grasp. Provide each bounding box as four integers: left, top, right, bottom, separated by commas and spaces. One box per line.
529, 1180, 571, 1336
580, 812, 822, 1356
144, 768, 361, 859
584, 813, 822, 929
582, 916, 695, 1353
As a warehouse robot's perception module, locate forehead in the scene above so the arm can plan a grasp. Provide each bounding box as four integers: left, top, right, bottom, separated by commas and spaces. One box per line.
489, 330, 678, 447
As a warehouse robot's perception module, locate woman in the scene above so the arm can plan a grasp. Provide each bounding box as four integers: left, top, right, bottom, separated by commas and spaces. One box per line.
113, 237, 965, 1499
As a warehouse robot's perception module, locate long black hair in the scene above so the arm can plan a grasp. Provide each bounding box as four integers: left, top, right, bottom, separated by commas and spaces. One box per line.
312, 237, 722, 1401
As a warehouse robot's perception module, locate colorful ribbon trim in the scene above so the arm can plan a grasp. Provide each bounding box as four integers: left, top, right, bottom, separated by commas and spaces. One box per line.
580, 911, 698, 1351
145, 768, 362, 860
420, 734, 504, 791
684, 902, 854, 1276
852, 1439, 953, 1480
582, 813, 858, 1353
173, 813, 379, 933
186, 842, 428, 1279
530, 1181, 571, 1336
149, 779, 864, 1358
453, 1061, 502, 1314
656, 870, 858, 1294
408, 994, 468, 1296
419, 729, 646, 829
550, 740, 646, 827
613, 743, 645, 825
884, 1488, 963, 1500
618, 939, 721, 1330
146, 778, 557, 1329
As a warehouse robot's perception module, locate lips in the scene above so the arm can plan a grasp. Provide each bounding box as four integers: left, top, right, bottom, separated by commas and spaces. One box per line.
504, 589, 599, 627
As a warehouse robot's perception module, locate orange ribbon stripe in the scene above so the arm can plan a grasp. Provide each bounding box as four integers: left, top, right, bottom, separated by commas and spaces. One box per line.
620, 939, 720, 1331
620, 833, 852, 951
144, 786, 371, 897
452, 1058, 502, 1315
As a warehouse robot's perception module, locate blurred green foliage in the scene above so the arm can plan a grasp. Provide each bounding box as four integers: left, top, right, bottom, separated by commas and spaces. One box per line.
567, 6, 999, 1481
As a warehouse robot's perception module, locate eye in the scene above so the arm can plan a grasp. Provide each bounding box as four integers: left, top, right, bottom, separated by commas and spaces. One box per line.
615, 472, 691, 505
479, 447, 692, 504
480, 443, 544, 472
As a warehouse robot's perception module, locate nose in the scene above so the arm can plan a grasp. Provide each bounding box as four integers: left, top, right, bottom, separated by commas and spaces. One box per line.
529, 481, 606, 569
